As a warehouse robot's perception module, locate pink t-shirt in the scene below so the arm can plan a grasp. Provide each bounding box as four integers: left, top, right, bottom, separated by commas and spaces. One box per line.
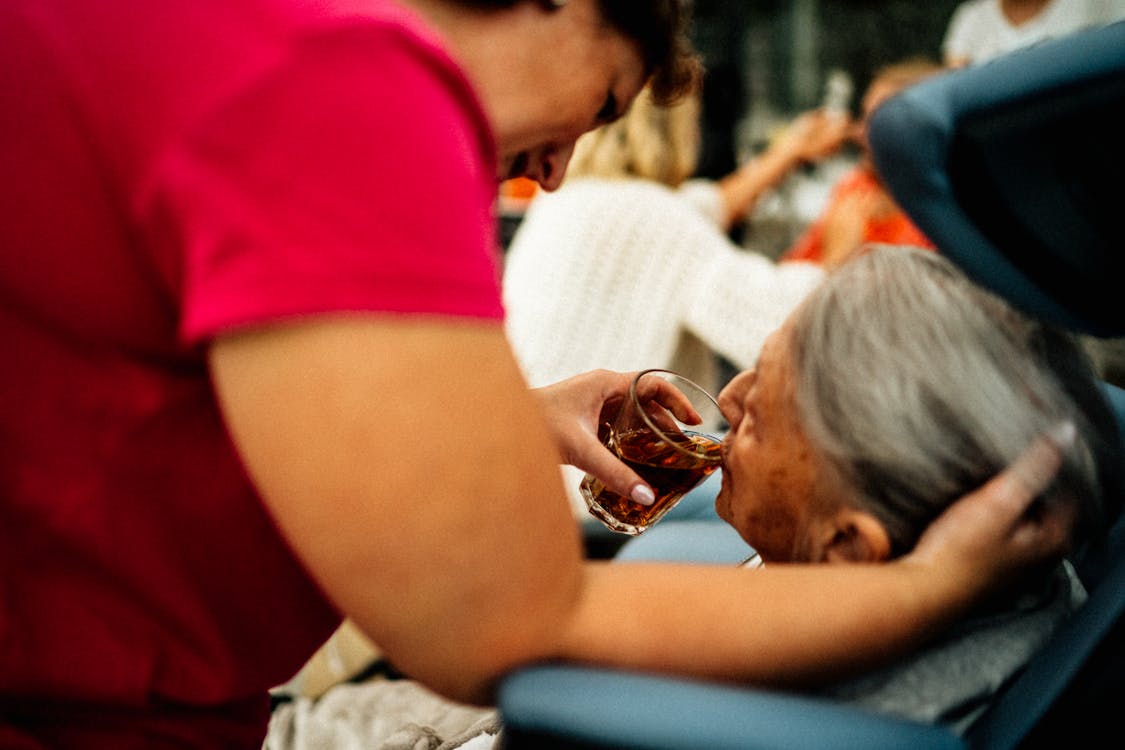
0, 0, 502, 745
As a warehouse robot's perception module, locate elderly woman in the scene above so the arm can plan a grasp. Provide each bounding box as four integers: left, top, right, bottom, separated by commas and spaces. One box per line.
715, 246, 1121, 733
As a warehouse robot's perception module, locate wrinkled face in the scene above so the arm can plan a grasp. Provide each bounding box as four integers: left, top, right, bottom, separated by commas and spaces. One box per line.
488, 2, 648, 190
714, 322, 827, 563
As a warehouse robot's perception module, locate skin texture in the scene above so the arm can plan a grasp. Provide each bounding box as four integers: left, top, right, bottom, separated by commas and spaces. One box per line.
716, 321, 892, 564
409, 0, 648, 189
715, 110, 851, 230
801, 62, 942, 268
209, 0, 1074, 705
716, 321, 830, 563
211, 317, 584, 700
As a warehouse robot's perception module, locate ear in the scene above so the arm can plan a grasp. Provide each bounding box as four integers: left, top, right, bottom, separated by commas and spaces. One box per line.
823, 509, 892, 564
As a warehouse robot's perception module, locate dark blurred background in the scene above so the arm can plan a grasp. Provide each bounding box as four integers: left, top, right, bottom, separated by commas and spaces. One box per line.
690, 0, 962, 179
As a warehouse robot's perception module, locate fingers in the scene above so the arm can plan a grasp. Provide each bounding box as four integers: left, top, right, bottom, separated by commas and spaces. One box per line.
583, 441, 654, 506
550, 370, 655, 505
912, 421, 1078, 576
1011, 498, 1076, 553
637, 378, 703, 426
988, 421, 1074, 519
779, 111, 850, 161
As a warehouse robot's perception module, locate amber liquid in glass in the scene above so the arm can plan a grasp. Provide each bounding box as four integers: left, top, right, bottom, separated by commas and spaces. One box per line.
581, 428, 722, 535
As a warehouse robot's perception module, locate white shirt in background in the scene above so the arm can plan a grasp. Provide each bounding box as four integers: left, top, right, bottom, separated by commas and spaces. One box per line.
502, 177, 823, 516
943, 0, 1125, 66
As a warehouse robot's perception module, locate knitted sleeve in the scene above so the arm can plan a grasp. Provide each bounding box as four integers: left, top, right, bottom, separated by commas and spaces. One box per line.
680, 244, 824, 370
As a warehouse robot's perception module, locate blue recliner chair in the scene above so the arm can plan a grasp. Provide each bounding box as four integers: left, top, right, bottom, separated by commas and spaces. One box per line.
496, 22, 1125, 750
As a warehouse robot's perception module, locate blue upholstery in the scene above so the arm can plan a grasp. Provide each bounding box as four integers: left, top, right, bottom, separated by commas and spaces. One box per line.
498, 25, 1125, 750
612, 519, 750, 564
868, 21, 1125, 337
613, 472, 754, 565
499, 666, 964, 750
966, 492, 1125, 749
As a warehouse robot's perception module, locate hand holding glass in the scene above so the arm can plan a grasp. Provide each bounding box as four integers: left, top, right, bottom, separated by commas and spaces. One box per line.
581, 369, 723, 535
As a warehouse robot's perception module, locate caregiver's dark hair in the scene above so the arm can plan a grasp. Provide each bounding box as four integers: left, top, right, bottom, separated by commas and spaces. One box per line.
458, 0, 700, 104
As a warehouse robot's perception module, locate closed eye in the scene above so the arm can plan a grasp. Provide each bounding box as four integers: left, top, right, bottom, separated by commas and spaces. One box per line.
595, 92, 619, 125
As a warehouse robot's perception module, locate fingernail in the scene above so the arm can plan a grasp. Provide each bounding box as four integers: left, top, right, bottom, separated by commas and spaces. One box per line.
1047, 420, 1077, 450
631, 485, 655, 506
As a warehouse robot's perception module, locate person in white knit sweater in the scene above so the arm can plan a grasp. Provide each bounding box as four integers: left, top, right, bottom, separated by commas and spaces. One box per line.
503, 86, 849, 514
503, 85, 849, 394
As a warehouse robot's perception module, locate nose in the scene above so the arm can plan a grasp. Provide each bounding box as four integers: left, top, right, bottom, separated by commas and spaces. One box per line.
526, 143, 575, 192
718, 369, 755, 429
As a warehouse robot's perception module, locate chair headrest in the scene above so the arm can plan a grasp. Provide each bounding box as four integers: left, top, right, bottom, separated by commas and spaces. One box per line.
869, 22, 1125, 337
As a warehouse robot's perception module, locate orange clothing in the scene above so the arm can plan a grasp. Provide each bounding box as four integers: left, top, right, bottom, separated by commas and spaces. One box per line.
781, 167, 934, 264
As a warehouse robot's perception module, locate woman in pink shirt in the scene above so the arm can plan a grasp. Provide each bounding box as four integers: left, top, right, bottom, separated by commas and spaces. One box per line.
0, 1, 1070, 746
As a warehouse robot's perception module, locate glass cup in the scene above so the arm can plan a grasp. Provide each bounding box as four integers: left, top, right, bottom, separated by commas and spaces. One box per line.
580, 369, 724, 535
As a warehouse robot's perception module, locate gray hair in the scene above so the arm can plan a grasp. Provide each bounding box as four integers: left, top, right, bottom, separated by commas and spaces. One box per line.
789, 246, 1118, 557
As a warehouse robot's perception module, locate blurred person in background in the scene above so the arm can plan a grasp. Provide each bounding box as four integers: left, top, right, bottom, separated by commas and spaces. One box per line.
504, 85, 849, 395
779, 58, 944, 268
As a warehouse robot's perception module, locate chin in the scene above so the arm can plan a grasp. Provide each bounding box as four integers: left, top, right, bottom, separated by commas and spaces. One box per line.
713, 489, 732, 526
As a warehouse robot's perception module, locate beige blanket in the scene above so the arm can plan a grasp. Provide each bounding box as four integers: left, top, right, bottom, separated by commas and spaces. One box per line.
265, 676, 500, 750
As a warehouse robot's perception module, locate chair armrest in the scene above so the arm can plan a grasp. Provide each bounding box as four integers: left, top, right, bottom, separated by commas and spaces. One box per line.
498, 665, 965, 750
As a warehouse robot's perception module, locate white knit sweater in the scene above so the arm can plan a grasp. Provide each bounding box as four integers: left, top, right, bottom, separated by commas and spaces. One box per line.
502, 177, 824, 392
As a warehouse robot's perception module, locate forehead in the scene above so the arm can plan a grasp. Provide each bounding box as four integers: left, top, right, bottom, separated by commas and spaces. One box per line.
752, 323, 805, 436
549, 20, 646, 104
759, 321, 796, 382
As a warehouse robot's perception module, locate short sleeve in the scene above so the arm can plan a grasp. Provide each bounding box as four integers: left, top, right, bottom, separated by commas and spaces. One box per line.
157, 24, 504, 344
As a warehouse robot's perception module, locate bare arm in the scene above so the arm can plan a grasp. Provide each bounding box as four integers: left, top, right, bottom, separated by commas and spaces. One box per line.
559, 433, 1070, 687
209, 317, 586, 701
210, 318, 1068, 702
816, 186, 887, 269
531, 369, 699, 507
714, 110, 852, 231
